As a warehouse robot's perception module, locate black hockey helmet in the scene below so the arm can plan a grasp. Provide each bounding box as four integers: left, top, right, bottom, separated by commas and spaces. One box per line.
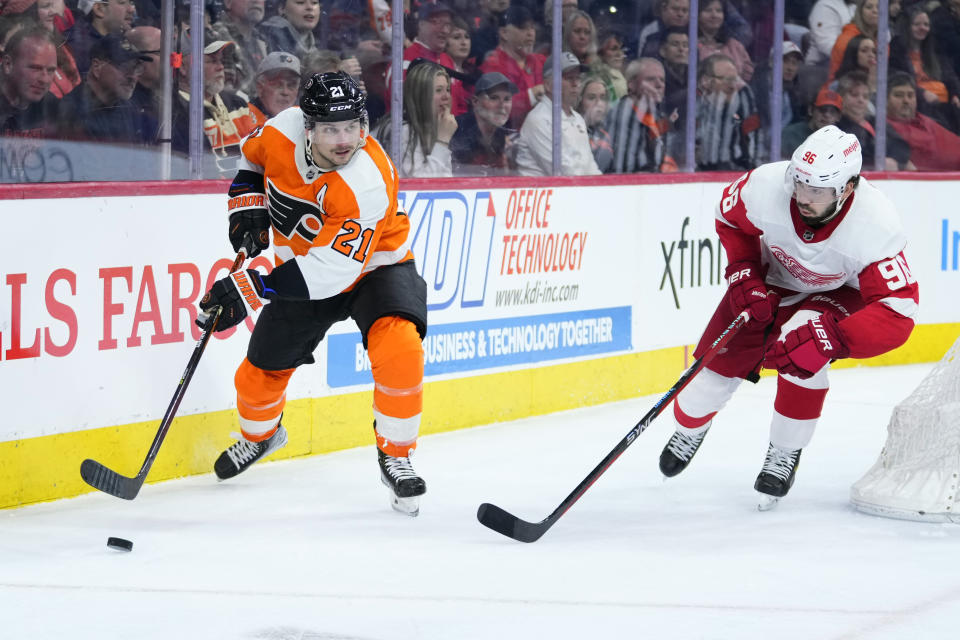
300, 71, 367, 126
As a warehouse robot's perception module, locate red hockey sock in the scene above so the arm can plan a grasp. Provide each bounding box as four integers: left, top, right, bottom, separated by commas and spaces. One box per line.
774, 375, 828, 420
674, 401, 717, 429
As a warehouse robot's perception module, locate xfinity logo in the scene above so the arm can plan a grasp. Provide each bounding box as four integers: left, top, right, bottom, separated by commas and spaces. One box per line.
660, 217, 725, 309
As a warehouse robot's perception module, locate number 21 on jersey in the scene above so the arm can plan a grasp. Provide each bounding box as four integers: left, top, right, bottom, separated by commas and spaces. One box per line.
333, 221, 374, 263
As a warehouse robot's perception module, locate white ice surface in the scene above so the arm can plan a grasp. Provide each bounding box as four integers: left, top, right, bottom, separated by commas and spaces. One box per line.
4, 363, 960, 640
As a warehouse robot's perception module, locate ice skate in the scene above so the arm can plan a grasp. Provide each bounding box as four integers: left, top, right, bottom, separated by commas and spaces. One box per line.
214, 424, 288, 480
755, 443, 802, 510
757, 494, 781, 511
378, 448, 426, 516
659, 424, 711, 477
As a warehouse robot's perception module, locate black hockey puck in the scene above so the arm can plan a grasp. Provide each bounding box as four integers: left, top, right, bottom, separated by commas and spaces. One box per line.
106, 537, 133, 552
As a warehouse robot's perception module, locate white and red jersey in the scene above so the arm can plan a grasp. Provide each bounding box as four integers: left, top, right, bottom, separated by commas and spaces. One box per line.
716, 160, 919, 358
229, 107, 412, 301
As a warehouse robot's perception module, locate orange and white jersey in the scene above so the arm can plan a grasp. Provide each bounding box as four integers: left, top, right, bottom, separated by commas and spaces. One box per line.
231, 107, 412, 300
182, 90, 256, 156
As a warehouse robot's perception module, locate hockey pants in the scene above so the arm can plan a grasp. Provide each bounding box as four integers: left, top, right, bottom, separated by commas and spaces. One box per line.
233, 261, 428, 457
670, 286, 864, 450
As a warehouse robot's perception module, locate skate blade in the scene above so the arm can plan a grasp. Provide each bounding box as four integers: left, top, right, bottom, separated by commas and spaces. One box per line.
380, 475, 421, 516
757, 493, 780, 511
390, 494, 420, 517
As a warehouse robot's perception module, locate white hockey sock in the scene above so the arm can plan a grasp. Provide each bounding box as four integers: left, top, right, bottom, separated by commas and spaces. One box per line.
769, 368, 830, 451
769, 413, 817, 451
677, 420, 711, 436
675, 367, 744, 421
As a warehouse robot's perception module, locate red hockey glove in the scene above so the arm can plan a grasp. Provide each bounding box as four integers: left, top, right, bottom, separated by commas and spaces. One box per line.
726, 262, 777, 326
196, 270, 273, 331
764, 314, 850, 379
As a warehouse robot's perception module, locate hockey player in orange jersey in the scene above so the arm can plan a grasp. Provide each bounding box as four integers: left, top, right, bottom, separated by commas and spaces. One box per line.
196, 71, 429, 515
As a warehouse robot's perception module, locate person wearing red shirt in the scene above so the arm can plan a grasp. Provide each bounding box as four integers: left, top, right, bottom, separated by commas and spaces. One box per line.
393, 3, 471, 115
403, 3, 455, 69
886, 72, 960, 170
479, 4, 544, 130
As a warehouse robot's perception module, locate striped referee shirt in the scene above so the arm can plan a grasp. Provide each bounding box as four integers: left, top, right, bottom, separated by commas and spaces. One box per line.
695, 86, 760, 171
604, 94, 672, 173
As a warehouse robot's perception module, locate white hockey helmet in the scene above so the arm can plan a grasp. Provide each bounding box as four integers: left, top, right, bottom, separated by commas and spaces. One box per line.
784, 125, 862, 202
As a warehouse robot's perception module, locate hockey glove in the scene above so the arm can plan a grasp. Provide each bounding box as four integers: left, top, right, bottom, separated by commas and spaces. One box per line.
764, 314, 850, 379
196, 270, 274, 332
229, 209, 270, 258
726, 262, 777, 327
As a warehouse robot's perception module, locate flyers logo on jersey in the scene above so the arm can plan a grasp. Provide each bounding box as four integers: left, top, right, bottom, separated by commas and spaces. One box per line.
266, 179, 325, 252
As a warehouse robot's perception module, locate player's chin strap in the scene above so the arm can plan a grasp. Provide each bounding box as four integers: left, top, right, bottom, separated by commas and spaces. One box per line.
304, 132, 323, 171
804, 181, 856, 228
811, 196, 845, 227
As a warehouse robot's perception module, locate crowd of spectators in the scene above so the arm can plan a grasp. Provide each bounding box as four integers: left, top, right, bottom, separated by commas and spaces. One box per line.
2, 0, 960, 181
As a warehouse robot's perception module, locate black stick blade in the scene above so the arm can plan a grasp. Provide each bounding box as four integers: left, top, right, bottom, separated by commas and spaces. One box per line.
80, 459, 142, 500
477, 503, 551, 543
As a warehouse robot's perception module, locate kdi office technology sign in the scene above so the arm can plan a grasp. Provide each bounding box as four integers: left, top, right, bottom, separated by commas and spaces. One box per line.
326, 187, 635, 387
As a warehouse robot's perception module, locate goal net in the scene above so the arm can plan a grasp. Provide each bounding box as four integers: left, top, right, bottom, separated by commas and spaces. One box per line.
850, 336, 960, 523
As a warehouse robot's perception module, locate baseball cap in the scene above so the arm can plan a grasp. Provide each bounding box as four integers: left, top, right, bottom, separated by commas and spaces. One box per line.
257, 51, 301, 77
180, 28, 234, 56
814, 88, 843, 110
543, 51, 590, 74
1, 0, 39, 15
474, 72, 518, 95
203, 38, 233, 55
417, 1, 453, 21
782, 41, 802, 58
77, 0, 104, 14
500, 5, 534, 28
90, 34, 150, 65
202, 39, 233, 55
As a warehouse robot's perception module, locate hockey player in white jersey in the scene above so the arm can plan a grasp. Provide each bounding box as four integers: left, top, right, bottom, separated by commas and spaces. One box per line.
658, 125, 920, 508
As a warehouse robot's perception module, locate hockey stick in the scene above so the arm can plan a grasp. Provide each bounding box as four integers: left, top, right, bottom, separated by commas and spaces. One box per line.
477, 310, 750, 542
80, 233, 262, 500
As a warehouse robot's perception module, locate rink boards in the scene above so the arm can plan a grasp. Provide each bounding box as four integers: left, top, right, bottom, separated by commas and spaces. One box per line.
1, 173, 957, 508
